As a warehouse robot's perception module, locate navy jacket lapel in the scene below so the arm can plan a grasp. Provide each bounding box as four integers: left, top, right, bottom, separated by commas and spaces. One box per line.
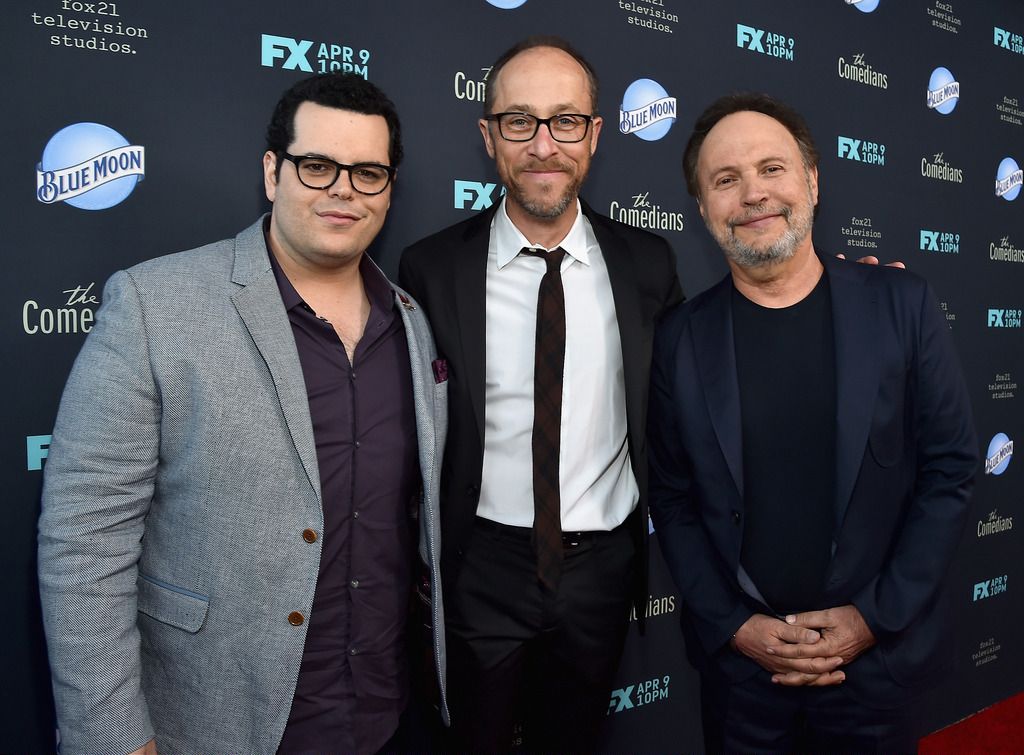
824, 254, 880, 530
692, 278, 745, 499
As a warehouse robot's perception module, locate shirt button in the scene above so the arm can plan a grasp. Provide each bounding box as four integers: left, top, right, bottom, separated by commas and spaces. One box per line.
731, 511, 742, 525
350, 648, 359, 656
302, 528, 318, 543
353, 510, 360, 519
355, 441, 361, 449
350, 579, 360, 589
351, 371, 357, 380
287, 611, 305, 626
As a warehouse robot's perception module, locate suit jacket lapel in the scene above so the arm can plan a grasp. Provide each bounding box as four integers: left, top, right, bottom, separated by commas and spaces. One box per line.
584, 204, 649, 459
691, 279, 745, 499
387, 274, 440, 503
230, 218, 321, 501
825, 255, 880, 530
454, 206, 496, 449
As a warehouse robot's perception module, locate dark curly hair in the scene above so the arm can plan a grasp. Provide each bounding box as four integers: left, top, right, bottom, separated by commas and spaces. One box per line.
265, 72, 403, 173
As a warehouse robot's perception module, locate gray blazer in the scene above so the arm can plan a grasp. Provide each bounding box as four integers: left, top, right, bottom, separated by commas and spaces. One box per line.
38, 217, 448, 754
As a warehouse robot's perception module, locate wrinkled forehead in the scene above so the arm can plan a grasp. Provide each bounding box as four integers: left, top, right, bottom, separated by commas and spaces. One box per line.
698, 111, 802, 172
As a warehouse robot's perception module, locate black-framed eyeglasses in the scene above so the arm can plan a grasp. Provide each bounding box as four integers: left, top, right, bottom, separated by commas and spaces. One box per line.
278, 152, 395, 195
485, 112, 594, 143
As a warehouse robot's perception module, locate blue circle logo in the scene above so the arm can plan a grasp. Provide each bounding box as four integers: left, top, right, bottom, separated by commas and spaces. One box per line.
619, 79, 677, 142
486, 0, 527, 8
986, 433, 1013, 475
926, 67, 959, 115
36, 123, 145, 210
850, 0, 880, 12
996, 157, 1022, 201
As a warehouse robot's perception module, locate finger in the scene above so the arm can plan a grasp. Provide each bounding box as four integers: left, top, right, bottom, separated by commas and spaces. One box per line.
835, 253, 847, 260
768, 641, 840, 661
786, 610, 830, 629
855, 255, 881, 265
775, 621, 821, 644
769, 655, 844, 674
772, 669, 846, 686
771, 671, 820, 686
806, 670, 846, 687
885, 261, 907, 269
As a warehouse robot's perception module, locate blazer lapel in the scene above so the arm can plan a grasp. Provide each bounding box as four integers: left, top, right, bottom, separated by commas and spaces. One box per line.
389, 279, 440, 500
691, 280, 745, 499
825, 256, 880, 530
587, 206, 647, 452
453, 208, 494, 449
230, 218, 321, 501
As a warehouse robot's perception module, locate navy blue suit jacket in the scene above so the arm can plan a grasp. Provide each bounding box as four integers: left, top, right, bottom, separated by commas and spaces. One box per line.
648, 252, 977, 705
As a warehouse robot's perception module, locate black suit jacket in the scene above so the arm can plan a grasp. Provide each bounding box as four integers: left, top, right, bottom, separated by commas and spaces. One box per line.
648, 252, 978, 705
400, 200, 682, 613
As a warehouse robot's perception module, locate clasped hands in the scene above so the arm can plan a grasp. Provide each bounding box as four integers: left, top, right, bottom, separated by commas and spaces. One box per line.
730, 604, 876, 687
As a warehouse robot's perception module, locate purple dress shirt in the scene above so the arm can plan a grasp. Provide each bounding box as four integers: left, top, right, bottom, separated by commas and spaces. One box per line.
269, 247, 419, 755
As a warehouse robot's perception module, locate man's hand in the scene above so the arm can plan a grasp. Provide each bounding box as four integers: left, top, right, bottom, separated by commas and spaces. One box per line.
836, 253, 906, 269
129, 740, 157, 755
731, 613, 846, 686
767, 604, 877, 685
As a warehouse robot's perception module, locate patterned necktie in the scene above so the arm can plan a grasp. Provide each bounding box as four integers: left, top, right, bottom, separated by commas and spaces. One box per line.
521, 247, 567, 591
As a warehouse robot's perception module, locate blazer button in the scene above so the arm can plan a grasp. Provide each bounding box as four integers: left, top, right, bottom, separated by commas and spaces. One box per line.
288, 611, 305, 626
731, 511, 741, 525
466, 485, 479, 497
302, 528, 318, 543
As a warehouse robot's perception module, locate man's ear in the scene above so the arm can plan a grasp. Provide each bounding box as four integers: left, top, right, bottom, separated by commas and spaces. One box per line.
479, 119, 497, 159
263, 151, 279, 202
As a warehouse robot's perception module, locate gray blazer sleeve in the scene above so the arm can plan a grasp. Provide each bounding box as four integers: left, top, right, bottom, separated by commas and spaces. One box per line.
38, 269, 157, 755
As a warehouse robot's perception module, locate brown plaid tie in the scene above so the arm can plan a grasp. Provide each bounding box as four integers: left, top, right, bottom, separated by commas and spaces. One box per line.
521, 247, 567, 591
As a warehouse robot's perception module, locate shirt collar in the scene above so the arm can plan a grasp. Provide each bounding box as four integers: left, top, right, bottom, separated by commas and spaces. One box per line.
264, 225, 395, 318
493, 197, 591, 269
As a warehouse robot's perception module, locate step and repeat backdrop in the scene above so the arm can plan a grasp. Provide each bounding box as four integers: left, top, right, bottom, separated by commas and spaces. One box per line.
4, 0, 1023, 751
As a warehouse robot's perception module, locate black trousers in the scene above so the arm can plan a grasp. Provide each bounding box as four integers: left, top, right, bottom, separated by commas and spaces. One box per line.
700, 666, 921, 754
445, 517, 635, 753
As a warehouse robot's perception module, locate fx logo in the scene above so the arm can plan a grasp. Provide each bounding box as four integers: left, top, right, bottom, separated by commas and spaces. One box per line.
994, 27, 1012, 49
838, 136, 862, 161
454, 180, 502, 210
261, 34, 313, 72
736, 24, 764, 52
27, 434, 52, 471
974, 580, 991, 600
988, 309, 1006, 327
920, 230, 939, 251
608, 686, 634, 714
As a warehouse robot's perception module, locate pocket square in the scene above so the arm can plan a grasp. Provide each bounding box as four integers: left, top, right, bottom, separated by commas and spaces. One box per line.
432, 358, 448, 384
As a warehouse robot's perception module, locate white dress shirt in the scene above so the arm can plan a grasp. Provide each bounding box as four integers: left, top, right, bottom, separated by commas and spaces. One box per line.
477, 199, 638, 531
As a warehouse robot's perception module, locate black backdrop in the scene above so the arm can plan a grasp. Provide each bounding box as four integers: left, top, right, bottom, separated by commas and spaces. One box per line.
5, 0, 1022, 751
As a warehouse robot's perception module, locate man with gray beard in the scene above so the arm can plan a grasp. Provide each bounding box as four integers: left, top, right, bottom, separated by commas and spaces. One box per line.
648, 93, 977, 752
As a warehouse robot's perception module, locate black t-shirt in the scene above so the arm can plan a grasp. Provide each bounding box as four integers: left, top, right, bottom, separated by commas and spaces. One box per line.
732, 272, 836, 614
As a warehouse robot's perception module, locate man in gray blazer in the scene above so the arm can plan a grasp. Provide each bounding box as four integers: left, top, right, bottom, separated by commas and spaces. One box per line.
38, 73, 447, 754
